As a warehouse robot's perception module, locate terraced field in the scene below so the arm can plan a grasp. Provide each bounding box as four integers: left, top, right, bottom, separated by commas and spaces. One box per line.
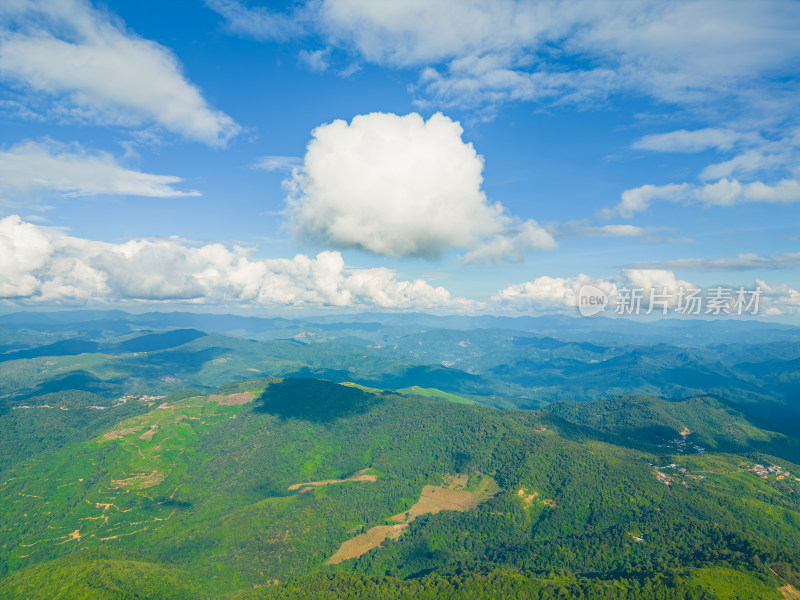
2, 392, 256, 566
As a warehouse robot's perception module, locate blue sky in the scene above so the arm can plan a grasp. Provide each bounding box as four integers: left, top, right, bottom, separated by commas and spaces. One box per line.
0, 0, 799, 317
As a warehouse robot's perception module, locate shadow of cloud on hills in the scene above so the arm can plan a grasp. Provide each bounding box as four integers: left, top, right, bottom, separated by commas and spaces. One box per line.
253, 378, 386, 423
15, 370, 117, 401
131, 346, 229, 374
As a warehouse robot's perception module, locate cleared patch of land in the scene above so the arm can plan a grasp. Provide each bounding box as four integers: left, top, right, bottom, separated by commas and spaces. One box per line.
517, 487, 538, 507
111, 470, 166, 490
289, 469, 377, 492
780, 584, 800, 599
327, 524, 407, 564
327, 474, 497, 564
390, 485, 478, 522
208, 392, 257, 406
100, 426, 144, 442
139, 426, 158, 441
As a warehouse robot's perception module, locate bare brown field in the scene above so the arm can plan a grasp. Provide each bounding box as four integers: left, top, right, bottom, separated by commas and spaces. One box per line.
517, 487, 538, 506
220, 392, 257, 405
100, 426, 144, 442
327, 474, 497, 564
327, 524, 407, 564
289, 469, 377, 492
780, 584, 800, 599
390, 486, 478, 522
139, 427, 158, 441
208, 392, 257, 406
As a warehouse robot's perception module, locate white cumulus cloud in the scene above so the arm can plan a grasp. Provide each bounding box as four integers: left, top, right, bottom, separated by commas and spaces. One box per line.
493, 269, 696, 312
493, 274, 617, 311
284, 111, 555, 262
757, 279, 800, 315
622, 269, 695, 307
0, 0, 240, 145
0, 215, 53, 297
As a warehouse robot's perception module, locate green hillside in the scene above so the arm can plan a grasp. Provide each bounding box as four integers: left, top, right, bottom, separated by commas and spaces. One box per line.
395, 385, 477, 404
546, 394, 800, 463
1, 378, 798, 598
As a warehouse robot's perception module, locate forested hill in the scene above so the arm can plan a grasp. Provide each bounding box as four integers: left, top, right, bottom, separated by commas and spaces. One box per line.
0, 378, 798, 599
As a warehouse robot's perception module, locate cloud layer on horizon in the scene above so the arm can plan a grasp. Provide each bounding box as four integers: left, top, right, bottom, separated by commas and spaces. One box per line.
2, 214, 797, 316
0, 215, 465, 310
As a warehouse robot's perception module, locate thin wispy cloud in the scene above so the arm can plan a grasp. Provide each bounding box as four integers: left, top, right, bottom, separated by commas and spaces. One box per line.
624, 252, 800, 272
550, 222, 662, 238
0, 139, 201, 198
0, 0, 240, 145
254, 155, 303, 173
205, 0, 308, 41
207, 1, 798, 119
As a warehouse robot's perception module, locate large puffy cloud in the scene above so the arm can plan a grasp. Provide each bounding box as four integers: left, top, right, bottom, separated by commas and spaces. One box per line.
0, 0, 240, 145
0, 215, 52, 297
0, 215, 464, 310
284, 112, 554, 261
0, 139, 200, 197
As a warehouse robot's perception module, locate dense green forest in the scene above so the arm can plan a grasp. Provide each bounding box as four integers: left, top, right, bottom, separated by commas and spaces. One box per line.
1, 377, 799, 598
1, 312, 800, 598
